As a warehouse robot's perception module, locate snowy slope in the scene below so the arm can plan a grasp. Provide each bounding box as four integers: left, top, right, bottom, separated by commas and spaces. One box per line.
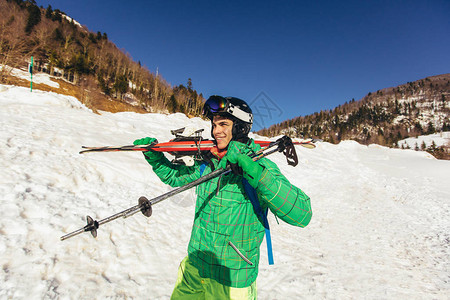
1, 85, 449, 299
398, 132, 450, 149
2, 67, 60, 88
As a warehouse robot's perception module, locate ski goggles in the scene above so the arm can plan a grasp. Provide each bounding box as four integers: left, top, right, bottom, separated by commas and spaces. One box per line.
203, 96, 253, 124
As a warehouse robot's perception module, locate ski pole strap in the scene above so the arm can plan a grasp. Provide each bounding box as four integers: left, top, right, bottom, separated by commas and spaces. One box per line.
243, 179, 274, 265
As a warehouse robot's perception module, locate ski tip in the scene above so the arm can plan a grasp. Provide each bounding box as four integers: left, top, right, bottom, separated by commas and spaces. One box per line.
79, 146, 89, 154
79, 150, 93, 154
299, 143, 316, 149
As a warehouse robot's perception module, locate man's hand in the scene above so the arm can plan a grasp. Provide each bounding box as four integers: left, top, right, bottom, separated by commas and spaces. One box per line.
133, 137, 163, 162
219, 142, 264, 188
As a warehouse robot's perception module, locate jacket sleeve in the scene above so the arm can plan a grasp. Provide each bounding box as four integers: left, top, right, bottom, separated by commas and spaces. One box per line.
255, 158, 312, 227
144, 154, 201, 187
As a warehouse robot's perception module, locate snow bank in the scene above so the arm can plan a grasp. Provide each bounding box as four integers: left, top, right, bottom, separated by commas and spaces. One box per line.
8, 67, 60, 88
0, 85, 449, 299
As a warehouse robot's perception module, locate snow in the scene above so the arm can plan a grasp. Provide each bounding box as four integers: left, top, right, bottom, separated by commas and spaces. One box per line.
1, 84, 449, 299
399, 132, 450, 149
394, 94, 448, 130
62, 14, 83, 29
8, 67, 60, 88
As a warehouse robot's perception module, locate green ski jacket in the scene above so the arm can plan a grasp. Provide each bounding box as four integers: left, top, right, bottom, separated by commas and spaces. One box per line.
145, 139, 312, 288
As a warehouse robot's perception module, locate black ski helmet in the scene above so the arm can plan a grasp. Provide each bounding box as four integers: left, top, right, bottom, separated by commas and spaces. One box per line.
203, 95, 253, 141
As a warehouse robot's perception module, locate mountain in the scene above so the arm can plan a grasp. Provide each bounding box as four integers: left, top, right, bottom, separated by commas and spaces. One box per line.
258, 74, 450, 159
0, 0, 204, 116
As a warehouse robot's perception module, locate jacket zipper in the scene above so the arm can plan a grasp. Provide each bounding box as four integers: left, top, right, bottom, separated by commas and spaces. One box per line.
228, 241, 254, 266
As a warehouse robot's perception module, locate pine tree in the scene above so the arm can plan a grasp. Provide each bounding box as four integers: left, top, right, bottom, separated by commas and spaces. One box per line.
45, 5, 53, 19
430, 140, 437, 151
187, 78, 193, 92
421, 141, 427, 150
113, 74, 128, 98
426, 121, 435, 134
442, 121, 450, 131
168, 95, 178, 113
51, 9, 62, 22
25, 2, 41, 34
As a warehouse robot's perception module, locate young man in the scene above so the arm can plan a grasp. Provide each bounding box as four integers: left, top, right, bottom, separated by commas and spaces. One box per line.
134, 96, 312, 299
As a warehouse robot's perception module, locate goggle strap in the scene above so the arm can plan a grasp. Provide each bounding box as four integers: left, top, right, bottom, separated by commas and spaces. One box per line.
227, 103, 253, 124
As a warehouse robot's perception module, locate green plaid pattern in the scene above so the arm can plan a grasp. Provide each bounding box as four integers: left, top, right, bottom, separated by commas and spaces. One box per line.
148, 140, 312, 288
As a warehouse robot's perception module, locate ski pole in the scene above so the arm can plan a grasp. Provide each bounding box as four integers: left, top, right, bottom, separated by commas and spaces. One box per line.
60, 136, 297, 241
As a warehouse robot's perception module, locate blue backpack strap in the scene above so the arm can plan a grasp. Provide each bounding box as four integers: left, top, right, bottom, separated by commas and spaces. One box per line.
199, 162, 207, 176
201, 161, 274, 265
243, 179, 274, 265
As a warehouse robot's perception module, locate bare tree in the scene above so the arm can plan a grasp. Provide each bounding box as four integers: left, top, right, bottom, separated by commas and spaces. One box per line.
0, 1, 28, 82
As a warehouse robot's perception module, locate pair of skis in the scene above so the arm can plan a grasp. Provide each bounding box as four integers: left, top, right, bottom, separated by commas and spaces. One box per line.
61, 136, 310, 241
78, 138, 316, 154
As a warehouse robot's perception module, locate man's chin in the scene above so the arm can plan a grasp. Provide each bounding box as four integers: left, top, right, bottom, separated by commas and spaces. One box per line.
217, 141, 227, 150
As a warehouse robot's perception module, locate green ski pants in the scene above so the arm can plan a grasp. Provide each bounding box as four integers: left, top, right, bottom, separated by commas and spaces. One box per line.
170, 256, 257, 300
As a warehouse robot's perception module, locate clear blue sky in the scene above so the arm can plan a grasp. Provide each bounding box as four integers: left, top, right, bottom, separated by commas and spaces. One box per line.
36, 0, 450, 130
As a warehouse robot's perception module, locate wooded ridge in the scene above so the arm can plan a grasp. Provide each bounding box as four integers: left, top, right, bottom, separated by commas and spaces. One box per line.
0, 0, 204, 115
257, 74, 450, 159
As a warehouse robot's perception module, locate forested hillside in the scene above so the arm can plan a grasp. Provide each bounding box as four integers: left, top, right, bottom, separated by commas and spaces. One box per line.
0, 0, 204, 115
258, 74, 450, 158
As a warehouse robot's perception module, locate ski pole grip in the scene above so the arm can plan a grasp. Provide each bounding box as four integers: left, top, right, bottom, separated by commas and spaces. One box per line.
276, 136, 298, 167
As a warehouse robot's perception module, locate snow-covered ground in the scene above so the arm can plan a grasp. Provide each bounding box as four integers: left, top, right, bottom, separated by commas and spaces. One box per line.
6, 67, 60, 88
1, 85, 449, 299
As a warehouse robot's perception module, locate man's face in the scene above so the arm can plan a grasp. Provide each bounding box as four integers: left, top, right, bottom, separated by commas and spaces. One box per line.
212, 115, 233, 150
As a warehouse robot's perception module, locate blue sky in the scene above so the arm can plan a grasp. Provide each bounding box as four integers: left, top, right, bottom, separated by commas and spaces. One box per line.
36, 0, 450, 130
